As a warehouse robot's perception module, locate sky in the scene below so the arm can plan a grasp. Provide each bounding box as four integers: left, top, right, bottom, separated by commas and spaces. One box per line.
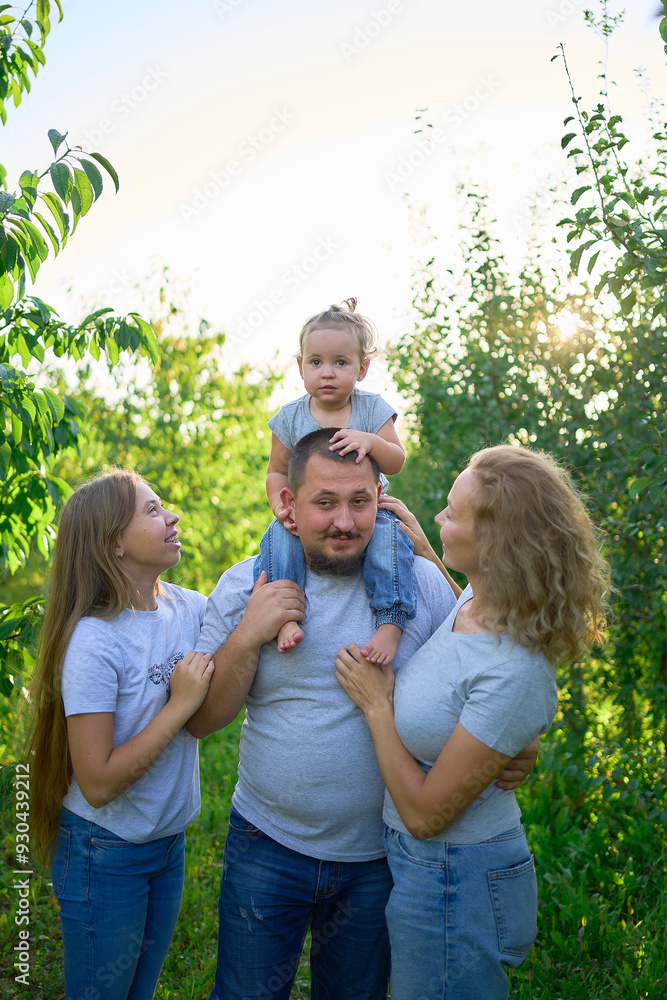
4, 0, 665, 405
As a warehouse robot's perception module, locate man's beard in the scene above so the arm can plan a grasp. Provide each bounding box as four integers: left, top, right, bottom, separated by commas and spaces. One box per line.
304, 532, 365, 577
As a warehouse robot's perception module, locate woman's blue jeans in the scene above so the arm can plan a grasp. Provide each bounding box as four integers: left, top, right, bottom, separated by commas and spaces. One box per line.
383, 825, 537, 1000
210, 807, 392, 1000
51, 808, 185, 1000
254, 508, 416, 629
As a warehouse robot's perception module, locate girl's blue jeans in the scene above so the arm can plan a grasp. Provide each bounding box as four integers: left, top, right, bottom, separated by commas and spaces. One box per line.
51, 807, 185, 1000
254, 507, 417, 630
383, 824, 537, 1000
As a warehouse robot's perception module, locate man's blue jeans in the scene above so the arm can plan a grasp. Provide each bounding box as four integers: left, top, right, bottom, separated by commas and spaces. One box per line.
254, 508, 417, 629
210, 808, 392, 1000
383, 824, 537, 1000
51, 808, 185, 1000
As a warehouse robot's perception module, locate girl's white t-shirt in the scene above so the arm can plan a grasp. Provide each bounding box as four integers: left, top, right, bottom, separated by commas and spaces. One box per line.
61, 584, 207, 843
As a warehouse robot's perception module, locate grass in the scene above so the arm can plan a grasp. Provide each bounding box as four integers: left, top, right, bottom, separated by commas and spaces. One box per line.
1, 713, 666, 998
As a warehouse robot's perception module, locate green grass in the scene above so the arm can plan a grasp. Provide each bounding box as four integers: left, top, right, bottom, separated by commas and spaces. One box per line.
1, 715, 666, 998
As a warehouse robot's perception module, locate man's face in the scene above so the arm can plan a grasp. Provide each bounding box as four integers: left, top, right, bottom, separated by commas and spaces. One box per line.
282, 453, 381, 574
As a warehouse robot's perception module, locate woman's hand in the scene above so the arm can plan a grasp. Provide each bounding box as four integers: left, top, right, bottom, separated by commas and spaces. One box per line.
378, 495, 436, 559
379, 495, 462, 598
335, 642, 395, 717
169, 650, 215, 718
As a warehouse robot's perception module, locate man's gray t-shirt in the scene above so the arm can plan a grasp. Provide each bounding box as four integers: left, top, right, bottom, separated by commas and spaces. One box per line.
383, 585, 558, 844
61, 584, 207, 843
197, 557, 455, 862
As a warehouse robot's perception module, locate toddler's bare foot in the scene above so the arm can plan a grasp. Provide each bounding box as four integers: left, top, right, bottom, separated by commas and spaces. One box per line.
277, 620, 304, 653
360, 623, 402, 665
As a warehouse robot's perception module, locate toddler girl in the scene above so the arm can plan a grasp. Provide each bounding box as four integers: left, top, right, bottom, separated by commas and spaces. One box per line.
255, 298, 416, 665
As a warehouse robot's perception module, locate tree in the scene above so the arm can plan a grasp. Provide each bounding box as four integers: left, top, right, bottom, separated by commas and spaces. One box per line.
0, 1, 158, 695
391, 3, 667, 747
51, 278, 280, 597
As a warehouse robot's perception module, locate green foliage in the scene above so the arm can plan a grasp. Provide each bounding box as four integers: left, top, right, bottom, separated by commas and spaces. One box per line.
0, 0, 62, 129
391, 8, 667, 745
1, 721, 664, 998
50, 286, 279, 597
0, 2, 158, 696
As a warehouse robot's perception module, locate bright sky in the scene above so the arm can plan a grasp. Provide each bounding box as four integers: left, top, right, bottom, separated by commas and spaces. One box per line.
4, 0, 665, 404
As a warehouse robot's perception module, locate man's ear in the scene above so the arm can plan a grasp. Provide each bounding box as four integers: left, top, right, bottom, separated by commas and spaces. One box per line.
280, 486, 296, 513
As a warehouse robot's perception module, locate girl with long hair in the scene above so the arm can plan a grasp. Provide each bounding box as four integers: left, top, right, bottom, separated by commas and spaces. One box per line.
335, 445, 610, 1000
27, 469, 214, 1000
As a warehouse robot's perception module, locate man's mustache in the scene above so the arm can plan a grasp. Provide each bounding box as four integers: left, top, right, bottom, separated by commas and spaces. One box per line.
324, 529, 360, 540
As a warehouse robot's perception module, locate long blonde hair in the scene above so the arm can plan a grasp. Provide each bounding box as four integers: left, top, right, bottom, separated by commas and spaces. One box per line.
467, 445, 610, 663
26, 469, 155, 866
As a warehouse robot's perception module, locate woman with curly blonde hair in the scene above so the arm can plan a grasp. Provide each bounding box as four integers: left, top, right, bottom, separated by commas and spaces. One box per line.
335, 444, 610, 1000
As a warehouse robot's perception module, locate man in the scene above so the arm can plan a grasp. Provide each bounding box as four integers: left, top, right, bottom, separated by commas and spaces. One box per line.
189, 427, 533, 1000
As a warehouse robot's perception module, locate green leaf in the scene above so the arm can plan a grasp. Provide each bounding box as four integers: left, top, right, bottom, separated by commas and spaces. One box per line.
0, 439, 11, 481
80, 158, 103, 200
42, 386, 65, 422
0, 191, 16, 213
49, 161, 71, 202
87, 152, 119, 193
40, 191, 69, 241
77, 306, 113, 331
620, 291, 636, 316
632, 476, 653, 496
32, 210, 60, 254
0, 271, 13, 309
571, 185, 591, 205
570, 239, 597, 276
561, 132, 578, 149
73, 167, 94, 217
18, 218, 49, 262
47, 128, 67, 154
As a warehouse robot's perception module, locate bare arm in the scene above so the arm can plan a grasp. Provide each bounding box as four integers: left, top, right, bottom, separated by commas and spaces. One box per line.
266, 434, 295, 530
329, 419, 405, 475
68, 651, 214, 808
378, 494, 462, 598
186, 573, 306, 738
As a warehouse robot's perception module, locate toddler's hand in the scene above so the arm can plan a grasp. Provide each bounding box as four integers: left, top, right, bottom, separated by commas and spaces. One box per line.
275, 502, 298, 535
329, 429, 374, 462
275, 502, 291, 523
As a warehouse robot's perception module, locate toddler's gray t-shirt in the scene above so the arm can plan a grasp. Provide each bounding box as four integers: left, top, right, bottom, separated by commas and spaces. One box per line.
268, 388, 397, 490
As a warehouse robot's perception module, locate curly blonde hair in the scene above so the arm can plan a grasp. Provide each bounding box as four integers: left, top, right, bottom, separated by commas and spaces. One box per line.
297, 297, 379, 362
467, 445, 610, 663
